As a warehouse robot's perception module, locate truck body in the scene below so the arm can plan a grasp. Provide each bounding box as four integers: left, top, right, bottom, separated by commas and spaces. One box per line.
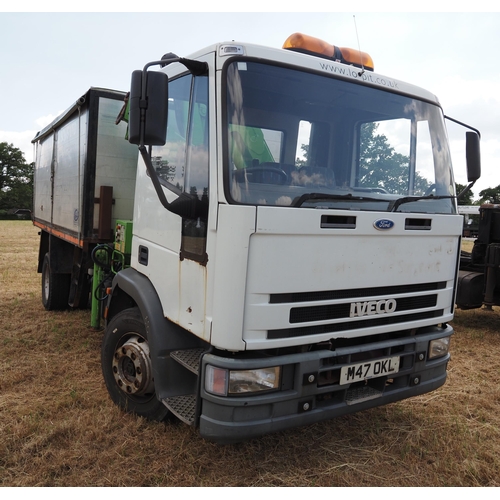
33, 34, 481, 443
32, 88, 138, 309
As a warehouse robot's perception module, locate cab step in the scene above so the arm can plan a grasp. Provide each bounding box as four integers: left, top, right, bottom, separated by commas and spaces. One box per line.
163, 394, 197, 425
170, 347, 206, 374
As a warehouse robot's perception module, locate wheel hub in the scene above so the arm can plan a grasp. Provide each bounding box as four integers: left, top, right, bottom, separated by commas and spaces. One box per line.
112, 335, 154, 396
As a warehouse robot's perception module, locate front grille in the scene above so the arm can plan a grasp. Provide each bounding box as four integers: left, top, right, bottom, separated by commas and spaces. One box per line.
290, 294, 438, 323
268, 309, 444, 339
270, 281, 446, 304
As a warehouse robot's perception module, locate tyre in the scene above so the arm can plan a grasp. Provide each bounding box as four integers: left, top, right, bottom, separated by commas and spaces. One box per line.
41, 252, 71, 310
101, 307, 170, 421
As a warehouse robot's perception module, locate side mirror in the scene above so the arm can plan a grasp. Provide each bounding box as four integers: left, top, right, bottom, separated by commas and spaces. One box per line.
466, 131, 481, 182
127, 57, 209, 220
128, 70, 169, 146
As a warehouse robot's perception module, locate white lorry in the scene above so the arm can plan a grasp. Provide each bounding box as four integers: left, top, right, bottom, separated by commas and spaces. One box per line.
32, 33, 481, 443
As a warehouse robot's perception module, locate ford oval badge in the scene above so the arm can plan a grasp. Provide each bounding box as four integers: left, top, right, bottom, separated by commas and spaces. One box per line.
374, 219, 395, 230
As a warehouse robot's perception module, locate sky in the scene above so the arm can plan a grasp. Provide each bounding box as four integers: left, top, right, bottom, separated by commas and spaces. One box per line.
1, 6, 499, 199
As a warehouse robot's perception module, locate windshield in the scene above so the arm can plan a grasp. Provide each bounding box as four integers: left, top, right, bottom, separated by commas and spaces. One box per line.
224, 60, 456, 214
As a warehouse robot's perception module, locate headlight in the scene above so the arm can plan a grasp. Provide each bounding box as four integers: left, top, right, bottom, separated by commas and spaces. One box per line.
428, 337, 451, 359
205, 365, 281, 396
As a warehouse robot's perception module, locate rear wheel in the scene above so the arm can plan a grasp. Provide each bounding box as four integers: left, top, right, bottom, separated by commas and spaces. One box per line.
101, 307, 170, 421
41, 253, 71, 310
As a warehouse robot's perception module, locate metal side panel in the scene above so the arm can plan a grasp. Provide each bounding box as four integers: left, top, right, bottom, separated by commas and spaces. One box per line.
51, 111, 88, 234
94, 97, 138, 233
33, 135, 54, 225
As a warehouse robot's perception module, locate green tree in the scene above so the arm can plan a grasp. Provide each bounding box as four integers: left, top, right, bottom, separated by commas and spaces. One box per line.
295, 144, 309, 167
0, 142, 33, 211
477, 185, 500, 205
358, 122, 430, 194
455, 182, 476, 205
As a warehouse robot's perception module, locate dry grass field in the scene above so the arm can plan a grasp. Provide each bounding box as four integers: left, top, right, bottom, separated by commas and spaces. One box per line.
1, 221, 499, 487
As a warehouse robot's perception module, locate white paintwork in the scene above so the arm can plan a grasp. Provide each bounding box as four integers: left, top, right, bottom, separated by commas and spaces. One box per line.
212, 41, 440, 106
129, 40, 463, 352
131, 160, 183, 322
241, 207, 462, 349
209, 204, 256, 350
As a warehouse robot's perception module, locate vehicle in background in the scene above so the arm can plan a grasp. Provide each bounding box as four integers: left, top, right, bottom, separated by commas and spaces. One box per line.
457, 204, 500, 310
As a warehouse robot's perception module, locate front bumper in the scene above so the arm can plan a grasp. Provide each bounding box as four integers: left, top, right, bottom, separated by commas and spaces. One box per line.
199, 325, 452, 443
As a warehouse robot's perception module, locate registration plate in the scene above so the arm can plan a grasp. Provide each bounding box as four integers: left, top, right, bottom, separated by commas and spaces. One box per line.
340, 356, 400, 385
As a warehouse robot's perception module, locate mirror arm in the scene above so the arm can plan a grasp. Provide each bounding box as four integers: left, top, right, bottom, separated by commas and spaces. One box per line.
445, 115, 481, 183
139, 145, 172, 211
457, 179, 477, 201
139, 145, 207, 220
444, 115, 481, 138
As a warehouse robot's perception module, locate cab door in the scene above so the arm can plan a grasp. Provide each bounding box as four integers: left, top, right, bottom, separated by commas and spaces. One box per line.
132, 52, 214, 340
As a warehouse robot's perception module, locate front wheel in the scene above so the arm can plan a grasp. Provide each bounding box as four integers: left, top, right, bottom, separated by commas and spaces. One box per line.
101, 307, 170, 421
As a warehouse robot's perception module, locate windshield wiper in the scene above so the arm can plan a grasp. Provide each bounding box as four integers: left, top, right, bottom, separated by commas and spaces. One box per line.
292, 192, 456, 211
292, 192, 382, 208
388, 195, 455, 212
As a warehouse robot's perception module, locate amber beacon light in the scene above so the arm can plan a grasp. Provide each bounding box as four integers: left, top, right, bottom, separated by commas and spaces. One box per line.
283, 33, 374, 71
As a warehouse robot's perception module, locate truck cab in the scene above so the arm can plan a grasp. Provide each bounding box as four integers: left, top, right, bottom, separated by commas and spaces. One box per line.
98, 34, 480, 442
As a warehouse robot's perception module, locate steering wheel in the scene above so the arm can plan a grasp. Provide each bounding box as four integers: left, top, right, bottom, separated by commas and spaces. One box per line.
294, 167, 336, 188
370, 187, 389, 194
234, 165, 288, 185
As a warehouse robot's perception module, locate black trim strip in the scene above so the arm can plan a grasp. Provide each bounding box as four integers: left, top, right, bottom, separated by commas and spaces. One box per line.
268, 310, 444, 339
270, 281, 446, 304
